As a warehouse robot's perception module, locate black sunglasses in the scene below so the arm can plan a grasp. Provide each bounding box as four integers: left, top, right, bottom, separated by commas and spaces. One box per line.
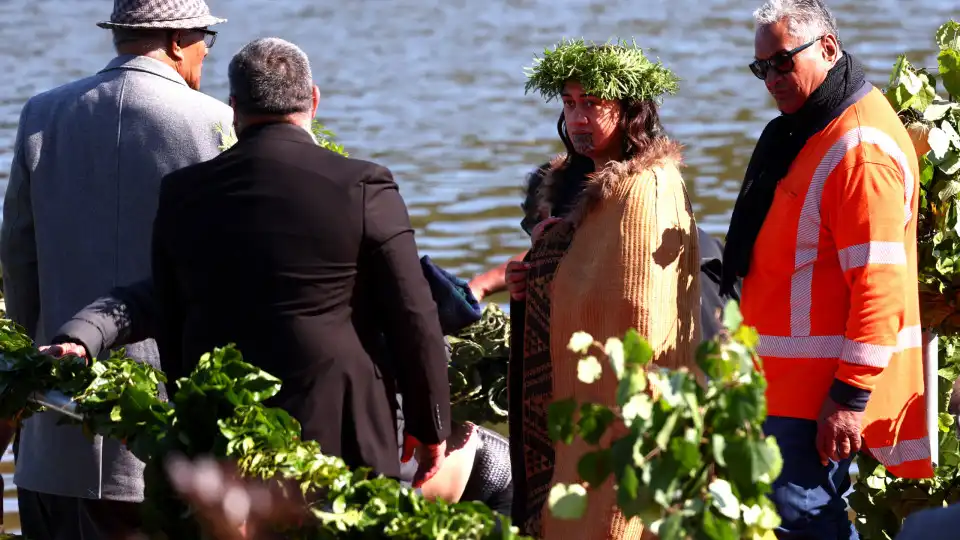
196, 29, 217, 49
749, 36, 824, 80
172, 28, 217, 49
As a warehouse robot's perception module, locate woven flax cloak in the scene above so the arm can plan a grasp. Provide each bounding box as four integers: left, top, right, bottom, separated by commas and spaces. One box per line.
518, 138, 701, 539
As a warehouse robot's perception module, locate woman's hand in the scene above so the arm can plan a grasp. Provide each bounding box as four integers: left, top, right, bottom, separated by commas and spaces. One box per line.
506, 261, 530, 301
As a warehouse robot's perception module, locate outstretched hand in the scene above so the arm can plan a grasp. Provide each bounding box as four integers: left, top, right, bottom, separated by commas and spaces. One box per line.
38, 342, 88, 361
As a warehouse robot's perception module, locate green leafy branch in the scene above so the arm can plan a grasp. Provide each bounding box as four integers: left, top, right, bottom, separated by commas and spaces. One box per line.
851, 19, 960, 539
0, 319, 528, 540
885, 21, 960, 333
546, 303, 782, 540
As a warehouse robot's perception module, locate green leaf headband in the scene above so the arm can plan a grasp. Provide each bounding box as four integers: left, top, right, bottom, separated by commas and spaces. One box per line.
524, 38, 680, 103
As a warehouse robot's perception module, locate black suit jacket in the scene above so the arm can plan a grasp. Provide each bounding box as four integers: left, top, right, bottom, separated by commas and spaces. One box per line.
150, 122, 451, 477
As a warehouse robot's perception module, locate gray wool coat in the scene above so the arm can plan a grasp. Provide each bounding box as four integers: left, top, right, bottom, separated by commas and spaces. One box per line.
0, 54, 233, 501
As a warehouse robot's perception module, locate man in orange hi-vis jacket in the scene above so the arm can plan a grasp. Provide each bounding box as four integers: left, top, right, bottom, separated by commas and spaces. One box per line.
722, 1, 932, 538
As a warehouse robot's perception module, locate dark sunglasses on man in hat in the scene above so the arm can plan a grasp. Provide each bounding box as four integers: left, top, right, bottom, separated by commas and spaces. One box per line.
748, 35, 824, 80
172, 28, 217, 49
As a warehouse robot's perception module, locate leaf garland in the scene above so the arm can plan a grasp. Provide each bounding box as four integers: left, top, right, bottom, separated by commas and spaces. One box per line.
447, 304, 510, 425
524, 38, 680, 103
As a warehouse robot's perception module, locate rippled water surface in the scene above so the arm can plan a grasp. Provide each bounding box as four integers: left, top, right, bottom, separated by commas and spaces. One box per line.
0, 0, 954, 532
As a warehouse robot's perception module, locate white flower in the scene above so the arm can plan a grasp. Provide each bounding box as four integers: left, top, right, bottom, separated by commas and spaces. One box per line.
621, 394, 652, 425
567, 332, 595, 354
577, 356, 603, 384
605, 337, 625, 378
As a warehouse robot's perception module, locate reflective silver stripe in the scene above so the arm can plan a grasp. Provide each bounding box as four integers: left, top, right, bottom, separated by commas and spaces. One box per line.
837, 241, 907, 272
869, 436, 931, 467
756, 334, 845, 358
898, 325, 923, 351
858, 126, 915, 227
758, 326, 922, 360
840, 340, 897, 368
790, 127, 914, 337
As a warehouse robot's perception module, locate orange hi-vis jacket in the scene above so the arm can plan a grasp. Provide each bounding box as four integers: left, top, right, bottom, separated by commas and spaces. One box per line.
741, 86, 933, 479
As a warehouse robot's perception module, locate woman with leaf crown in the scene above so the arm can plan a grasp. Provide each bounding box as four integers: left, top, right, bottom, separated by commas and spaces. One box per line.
507, 38, 701, 539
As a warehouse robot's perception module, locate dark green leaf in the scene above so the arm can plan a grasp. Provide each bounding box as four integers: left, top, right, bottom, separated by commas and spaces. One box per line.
647, 455, 682, 508
617, 462, 640, 500
577, 449, 612, 486
669, 437, 702, 473
578, 403, 615, 445
655, 513, 684, 540
548, 398, 579, 444
655, 410, 681, 450
701, 509, 740, 540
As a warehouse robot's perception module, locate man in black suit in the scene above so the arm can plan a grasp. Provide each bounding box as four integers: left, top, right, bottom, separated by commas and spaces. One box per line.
149, 37, 451, 485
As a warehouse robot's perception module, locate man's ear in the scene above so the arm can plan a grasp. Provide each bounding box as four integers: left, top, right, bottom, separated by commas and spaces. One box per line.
821, 34, 840, 62
168, 30, 186, 62
311, 84, 321, 118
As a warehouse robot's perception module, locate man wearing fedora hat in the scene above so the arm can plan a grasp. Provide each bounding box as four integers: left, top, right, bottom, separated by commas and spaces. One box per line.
0, 0, 231, 538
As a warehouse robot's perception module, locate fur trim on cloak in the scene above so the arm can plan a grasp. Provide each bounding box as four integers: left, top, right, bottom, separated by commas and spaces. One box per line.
536, 137, 685, 228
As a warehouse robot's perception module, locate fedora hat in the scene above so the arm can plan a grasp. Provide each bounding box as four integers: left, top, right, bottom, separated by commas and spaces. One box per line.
97, 0, 226, 30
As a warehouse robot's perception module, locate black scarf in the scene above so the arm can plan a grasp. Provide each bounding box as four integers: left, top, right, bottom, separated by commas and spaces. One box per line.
720, 53, 868, 296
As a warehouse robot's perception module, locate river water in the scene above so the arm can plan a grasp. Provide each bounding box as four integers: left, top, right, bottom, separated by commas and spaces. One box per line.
0, 0, 954, 533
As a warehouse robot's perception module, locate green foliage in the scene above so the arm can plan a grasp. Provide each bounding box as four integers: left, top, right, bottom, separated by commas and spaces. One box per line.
884, 24, 960, 335
214, 119, 349, 157
447, 304, 510, 425
0, 323, 528, 539
546, 302, 781, 540
850, 334, 960, 539
523, 38, 680, 103
0, 319, 92, 421
311, 121, 349, 157
852, 21, 960, 538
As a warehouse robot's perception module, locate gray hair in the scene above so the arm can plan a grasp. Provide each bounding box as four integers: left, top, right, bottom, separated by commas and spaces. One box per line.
112, 28, 167, 52
228, 38, 314, 116
753, 0, 840, 44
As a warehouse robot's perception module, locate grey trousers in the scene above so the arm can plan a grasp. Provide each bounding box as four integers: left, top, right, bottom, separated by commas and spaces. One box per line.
17, 488, 143, 540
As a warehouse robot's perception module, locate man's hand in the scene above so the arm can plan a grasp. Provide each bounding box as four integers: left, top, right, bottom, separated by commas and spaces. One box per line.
505, 261, 530, 302
401, 434, 447, 488
816, 398, 865, 465
39, 342, 88, 360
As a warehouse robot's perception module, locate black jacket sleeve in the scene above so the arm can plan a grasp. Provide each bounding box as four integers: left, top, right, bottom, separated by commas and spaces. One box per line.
51, 278, 158, 359
362, 165, 451, 445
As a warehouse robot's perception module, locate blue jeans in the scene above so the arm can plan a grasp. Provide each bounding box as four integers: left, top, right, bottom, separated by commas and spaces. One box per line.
763, 416, 859, 540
